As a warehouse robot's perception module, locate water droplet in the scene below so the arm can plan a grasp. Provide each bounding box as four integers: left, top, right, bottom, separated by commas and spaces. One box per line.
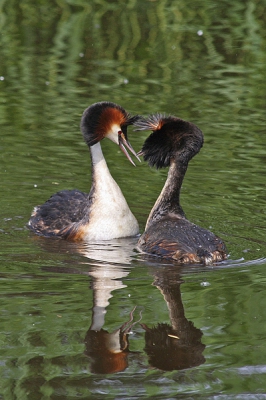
201, 281, 210, 287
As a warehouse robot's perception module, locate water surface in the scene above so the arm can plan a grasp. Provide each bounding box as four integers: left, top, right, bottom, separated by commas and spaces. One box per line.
1, 0, 266, 398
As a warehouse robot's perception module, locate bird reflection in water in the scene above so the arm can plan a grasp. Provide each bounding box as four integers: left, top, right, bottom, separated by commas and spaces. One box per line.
141, 266, 205, 371
38, 237, 205, 373
84, 262, 141, 374
39, 236, 141, 374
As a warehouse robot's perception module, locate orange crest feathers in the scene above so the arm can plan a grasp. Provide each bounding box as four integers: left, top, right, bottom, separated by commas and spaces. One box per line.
81, 102, 136, 146
97, 107, 127, 139
133, 113, 166, 131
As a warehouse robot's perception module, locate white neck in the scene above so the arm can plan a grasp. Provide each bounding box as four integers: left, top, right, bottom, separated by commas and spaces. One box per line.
82, 142, 139, 240
90, 142, 106, 166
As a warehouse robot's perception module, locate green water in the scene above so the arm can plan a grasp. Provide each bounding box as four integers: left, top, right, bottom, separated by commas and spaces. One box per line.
1, 0, 266, 398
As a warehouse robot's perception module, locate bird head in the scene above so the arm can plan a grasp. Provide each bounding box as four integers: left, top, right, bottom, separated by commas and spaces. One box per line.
134, 113, 204, 169
80, 101, 140, 166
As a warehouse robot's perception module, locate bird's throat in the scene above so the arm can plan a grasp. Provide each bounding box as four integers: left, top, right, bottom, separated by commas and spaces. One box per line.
145, 160, 187, 229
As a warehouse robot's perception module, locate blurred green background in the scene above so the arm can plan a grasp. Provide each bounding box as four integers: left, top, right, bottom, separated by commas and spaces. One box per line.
1, 0, 266, 398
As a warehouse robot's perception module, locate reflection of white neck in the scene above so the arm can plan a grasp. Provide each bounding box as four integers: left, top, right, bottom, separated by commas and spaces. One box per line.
89, 265, 128, 331
82, 142, 139, 241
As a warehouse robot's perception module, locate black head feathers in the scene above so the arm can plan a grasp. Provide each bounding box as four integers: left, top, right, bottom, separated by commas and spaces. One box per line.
135, 114, 204, 169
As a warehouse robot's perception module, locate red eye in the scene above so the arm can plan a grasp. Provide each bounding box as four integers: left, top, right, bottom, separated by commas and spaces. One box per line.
118, 130, 122, 135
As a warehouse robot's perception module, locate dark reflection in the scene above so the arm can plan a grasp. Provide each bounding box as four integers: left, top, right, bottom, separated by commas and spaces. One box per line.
38, 236, 204, 373
142, 266, 205, 371
84, 329, 129, 374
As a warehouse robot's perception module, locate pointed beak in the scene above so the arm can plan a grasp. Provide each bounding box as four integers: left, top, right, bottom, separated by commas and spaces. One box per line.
118, 132, 141, 166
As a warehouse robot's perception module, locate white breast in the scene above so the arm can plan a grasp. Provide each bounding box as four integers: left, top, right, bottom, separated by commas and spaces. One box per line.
82, 143, 139, 241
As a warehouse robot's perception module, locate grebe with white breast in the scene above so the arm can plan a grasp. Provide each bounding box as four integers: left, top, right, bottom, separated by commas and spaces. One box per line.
134, 114, 227, 265
28, 102, 140, 241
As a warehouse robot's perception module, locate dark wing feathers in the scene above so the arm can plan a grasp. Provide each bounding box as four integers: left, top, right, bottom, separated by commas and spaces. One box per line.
28, 190, 88, 238
137, 217, 226, 264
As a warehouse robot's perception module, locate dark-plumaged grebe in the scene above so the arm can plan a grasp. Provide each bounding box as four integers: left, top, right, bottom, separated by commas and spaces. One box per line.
134, 114, 227, 265
28, 102, 140, 241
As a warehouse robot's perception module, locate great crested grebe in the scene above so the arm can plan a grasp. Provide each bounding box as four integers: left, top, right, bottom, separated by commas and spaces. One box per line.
28, 101, 140, 241
134, 114, 227, 265
141, 267, 205, 370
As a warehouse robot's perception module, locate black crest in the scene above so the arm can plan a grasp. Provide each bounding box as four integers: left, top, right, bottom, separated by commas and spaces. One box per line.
135, 114, 203, 169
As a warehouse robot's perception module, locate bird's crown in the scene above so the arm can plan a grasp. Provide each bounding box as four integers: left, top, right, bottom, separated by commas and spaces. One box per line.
135, 114, 203, 169
81, 101, 138, 146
